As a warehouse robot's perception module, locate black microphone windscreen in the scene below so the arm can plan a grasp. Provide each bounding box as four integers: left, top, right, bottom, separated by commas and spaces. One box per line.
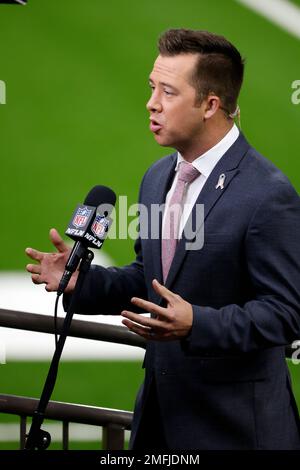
84, 185, 116, 207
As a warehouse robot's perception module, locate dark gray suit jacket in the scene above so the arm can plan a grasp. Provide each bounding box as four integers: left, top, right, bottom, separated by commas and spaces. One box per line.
71, 134, 300, 449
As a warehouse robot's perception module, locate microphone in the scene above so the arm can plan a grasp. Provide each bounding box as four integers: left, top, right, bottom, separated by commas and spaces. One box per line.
57, 185, 116, 296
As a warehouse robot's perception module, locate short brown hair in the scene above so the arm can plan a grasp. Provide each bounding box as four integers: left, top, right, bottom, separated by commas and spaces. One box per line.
158, 29, 245, 115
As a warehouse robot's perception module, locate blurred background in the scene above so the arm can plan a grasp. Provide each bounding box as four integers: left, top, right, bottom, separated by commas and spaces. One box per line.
0, 0, 299, 449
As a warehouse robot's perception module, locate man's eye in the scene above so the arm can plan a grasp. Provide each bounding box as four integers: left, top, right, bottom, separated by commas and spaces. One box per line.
164, 90, 173, 96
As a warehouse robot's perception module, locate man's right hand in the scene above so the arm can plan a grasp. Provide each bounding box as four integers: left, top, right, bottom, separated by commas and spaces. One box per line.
26, 228, 78, 293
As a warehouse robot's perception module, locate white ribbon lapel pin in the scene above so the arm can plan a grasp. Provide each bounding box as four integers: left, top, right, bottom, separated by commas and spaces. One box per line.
215, 173, 226, 190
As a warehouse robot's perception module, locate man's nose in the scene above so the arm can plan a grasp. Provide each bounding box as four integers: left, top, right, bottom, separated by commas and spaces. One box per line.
146, 92, 162, 113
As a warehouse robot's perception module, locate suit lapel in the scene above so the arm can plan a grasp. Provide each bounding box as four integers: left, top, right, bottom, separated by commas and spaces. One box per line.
164, 133, 251, 290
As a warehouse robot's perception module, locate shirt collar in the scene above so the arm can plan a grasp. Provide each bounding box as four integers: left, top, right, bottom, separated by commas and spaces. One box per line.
176, 124, 240, 178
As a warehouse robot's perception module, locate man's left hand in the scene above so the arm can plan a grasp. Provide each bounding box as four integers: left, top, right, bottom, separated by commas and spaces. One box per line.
121, 279, 193, 341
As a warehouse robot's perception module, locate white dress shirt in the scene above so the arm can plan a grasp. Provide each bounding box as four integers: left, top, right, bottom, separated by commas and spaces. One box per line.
162, 124, 240, 238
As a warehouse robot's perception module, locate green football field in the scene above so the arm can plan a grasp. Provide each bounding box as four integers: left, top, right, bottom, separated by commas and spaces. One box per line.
0, 0, 300, 269
0, 0, 300, 449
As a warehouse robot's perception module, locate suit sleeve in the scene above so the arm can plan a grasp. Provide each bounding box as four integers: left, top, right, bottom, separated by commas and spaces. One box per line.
183, 182, 300, 353
63, 235, 147, 315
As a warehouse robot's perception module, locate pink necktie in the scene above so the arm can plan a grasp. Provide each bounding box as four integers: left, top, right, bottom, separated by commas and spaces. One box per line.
161, 161, 200, 282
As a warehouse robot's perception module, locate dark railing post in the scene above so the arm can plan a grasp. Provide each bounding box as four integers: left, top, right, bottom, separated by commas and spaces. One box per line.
0, 394, 132, 450
102, 423, 125, 450
20, 415, 27, 450
62, 421, 69, 450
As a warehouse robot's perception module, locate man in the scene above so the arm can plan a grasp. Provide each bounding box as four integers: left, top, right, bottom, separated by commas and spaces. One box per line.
26, 29, 300, 450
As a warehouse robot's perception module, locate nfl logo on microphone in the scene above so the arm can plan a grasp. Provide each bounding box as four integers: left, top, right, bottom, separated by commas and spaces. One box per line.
72, 207, 92, 228
91, 215, 109, 238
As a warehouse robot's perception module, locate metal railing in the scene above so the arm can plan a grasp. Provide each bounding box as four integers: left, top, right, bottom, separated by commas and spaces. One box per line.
0, 394, 132, 450
0, 308, 146, 450
0, 308, 296, 449
0, 308, 146, 348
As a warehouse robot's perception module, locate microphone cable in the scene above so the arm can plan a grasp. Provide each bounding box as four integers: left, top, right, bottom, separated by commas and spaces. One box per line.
54, 294, 60, 348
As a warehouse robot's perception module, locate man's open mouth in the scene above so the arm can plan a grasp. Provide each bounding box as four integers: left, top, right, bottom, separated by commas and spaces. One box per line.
150, 119, 163, 133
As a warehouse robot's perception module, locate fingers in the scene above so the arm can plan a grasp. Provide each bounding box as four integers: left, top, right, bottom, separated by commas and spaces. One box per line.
25, 229, 68, 261
121, 310, 166, 330
49, 228, 69, 253
25, 247, 44, 262
121, 318, 154, 339
122, 316, 172, 341
31, 274, 42, 285
31, 273, 55, 291
130, 297, 168, 319
45, 284, 56, 292
26, 264, 41, 275
152, 279, 177, 303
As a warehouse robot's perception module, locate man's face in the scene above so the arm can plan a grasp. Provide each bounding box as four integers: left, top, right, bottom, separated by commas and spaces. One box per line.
147, 53, 206, 151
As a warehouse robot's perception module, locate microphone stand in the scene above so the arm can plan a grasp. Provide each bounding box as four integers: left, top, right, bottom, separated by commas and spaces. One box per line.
24, 249, 94, 450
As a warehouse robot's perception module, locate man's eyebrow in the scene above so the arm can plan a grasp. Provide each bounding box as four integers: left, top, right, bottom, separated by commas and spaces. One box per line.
148, 78, 179, 91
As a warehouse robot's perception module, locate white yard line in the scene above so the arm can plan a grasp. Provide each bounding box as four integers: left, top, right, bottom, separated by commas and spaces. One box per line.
0, 251, 144, 360
236, 0, 300, 39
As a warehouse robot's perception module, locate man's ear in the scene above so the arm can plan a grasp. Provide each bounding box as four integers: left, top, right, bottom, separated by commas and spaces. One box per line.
203, 94, 221, 120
